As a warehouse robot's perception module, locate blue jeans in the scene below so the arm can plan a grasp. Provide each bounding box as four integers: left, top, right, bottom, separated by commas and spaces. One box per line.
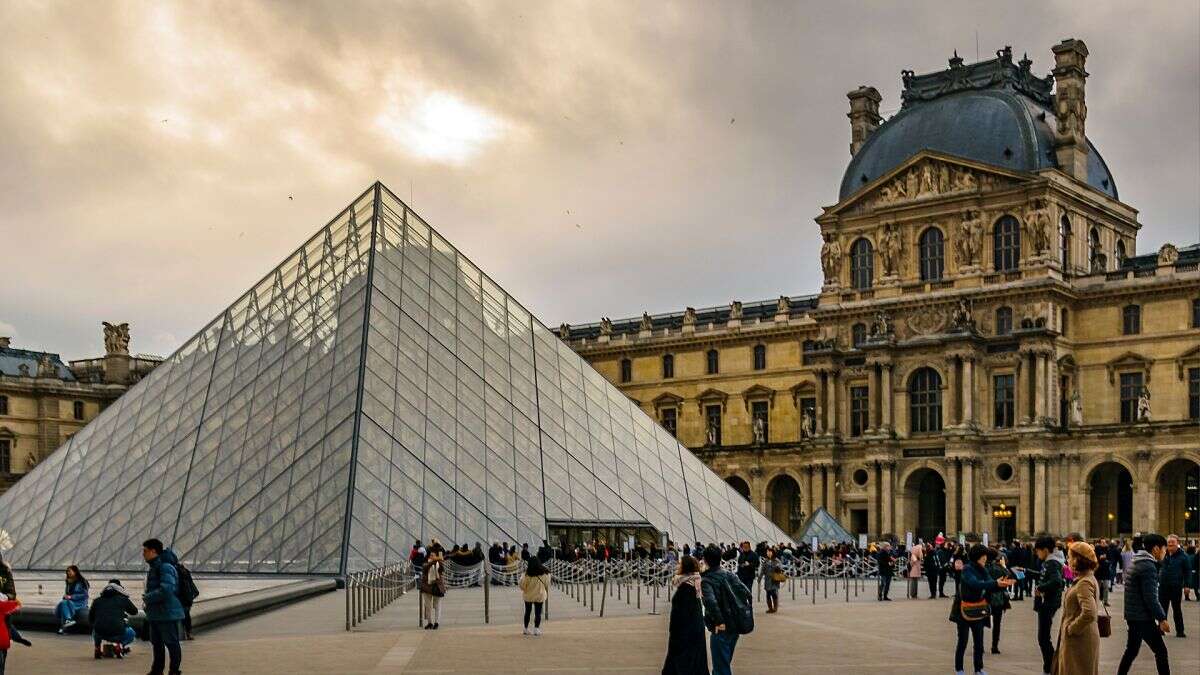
94, 626, 136, 648
55, 601, 83, 627
710, 631, 739, 675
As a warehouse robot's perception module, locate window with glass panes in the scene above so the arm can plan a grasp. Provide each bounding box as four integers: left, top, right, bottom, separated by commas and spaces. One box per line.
706, 349, 719, 375
0, 395, 7, 416
1060, 215, 1071, 268
993, 374, 1015, 428
919, 228, 944, 281
73, 400, 84, 420
852, 323, 867, 348
993, 216, 1021, 272
850, 385, 869, 436
662, 354, 674, 379
1189, 367, 1199, 421
1122, 305, 1140, 335
705, 404, 722, 445
0, 439, 9, 473
620, 358, 631, 383
1192, 298, 1200, 328
851, 238, 873, 290
753, 345, 767, 370
908, 367, 942, 432
996, 307, 1013, 336
1119, 372, 1143, 423
751, 400, 769, 442
661, 407, 677, 437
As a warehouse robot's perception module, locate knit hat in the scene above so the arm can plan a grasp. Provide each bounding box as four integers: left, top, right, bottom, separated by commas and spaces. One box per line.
1068, 541, 1097, 565
934, 534, 946, 545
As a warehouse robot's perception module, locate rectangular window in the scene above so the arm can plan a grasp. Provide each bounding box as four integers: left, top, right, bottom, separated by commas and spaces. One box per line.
705, 405, 722, 445
661, 408, 677, 437
993, 374, 1015, 428
619, 359, 631, 383
1193, 299, 1200, 329
706, 350, 719, 375
73, 400, 85, 421
1190, 367, 1200, 421
849, 385, 869, 437
753, 345, 767, 371
1119, 372, 1143, 423
1122, 305, 1141, 335
1060, 308, 1068, 336
751, 400, 769, 443
662, 354, 674, 379
0, 395, 7, 416
0, 439, 9, 474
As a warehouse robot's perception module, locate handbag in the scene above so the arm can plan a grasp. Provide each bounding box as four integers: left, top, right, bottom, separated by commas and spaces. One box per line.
1098, 587, 1111, 637
959, 597, 990, 621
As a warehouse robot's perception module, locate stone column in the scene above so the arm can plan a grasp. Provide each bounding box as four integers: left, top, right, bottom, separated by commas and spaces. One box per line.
880, 461, 895, 535
819, 370, 831, 436
800, 464, 813, 516
945, 357, 960, 427
945, 460, 960, 534
825, 464, 838, 518
814, 464, 826, 511
1034, 457, 1048, 533
1047, 355, 1059, 427
830, 370, 841, 437
1035, 352, 1048, 423
963, 357, 976, 428
1019, 353, 1033, 425
870, 367, 881, 433
1134, 450, 1153, 529
881, 365, 893, 432
1018, 458, 1033, 536
961, 459, 975, 534
1066, 454, 1082, 534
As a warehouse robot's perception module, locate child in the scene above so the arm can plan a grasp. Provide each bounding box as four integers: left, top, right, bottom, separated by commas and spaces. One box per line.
0, 592, 22, 673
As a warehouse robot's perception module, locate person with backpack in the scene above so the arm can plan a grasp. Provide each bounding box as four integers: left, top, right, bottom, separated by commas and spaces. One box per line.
950, 543, 1015, 675
518, 557, 550, 636
175, 559, 199, 640
88, 579, 138, 659
700, 545, 752, 675
1029, 536, 1066, 675
142, 538, 185, 675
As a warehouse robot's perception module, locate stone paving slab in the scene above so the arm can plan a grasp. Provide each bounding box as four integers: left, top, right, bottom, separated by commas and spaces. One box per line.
4, 582, 1197, 674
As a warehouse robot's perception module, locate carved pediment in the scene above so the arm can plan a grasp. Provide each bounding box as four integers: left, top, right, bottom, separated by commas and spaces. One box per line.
906, 304, 951, 337
830, 152, 1028, 215
652, 392, 684, 411
696, 388, 729, 414
1176, 345, 1200, 380
1105, 352, 1153, 385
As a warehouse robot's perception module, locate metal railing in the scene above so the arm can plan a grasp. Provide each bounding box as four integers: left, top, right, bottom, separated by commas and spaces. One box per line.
345, 561, 417, 630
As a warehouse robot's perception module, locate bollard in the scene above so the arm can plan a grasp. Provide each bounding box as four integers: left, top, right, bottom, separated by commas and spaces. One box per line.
600, 574, 608, 617
484, 562, 490, 624
417, 589, 423, 627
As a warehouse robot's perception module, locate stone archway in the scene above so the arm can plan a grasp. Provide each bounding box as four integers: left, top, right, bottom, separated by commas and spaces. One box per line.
902, 467, 946, 543
766, 474, 802, 536
725, 475, 751, 501
1155, 458, 1200, 536
1088, 461, 1133, 538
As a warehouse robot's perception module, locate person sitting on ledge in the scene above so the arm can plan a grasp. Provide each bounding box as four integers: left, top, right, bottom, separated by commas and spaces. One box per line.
55, 566, 89, 634
89, 579, 138, 659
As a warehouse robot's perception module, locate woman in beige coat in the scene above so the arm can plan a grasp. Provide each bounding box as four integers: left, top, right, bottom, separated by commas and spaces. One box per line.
518, 557, 551, 636
1052, 541, 1101, 675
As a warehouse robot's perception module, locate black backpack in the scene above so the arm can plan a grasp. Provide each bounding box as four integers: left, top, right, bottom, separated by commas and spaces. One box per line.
722, 573, 755, 635
176, 562, 199, 604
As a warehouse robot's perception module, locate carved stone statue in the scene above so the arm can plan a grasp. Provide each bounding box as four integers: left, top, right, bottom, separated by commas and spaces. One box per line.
706, 422, 718, 447
102, 321, 131, 356
1137, 387, 1151, 422
24, 450, 39, 472
870, 311, 894, 338
683, 307, 697, 327
1070, 389, 1084, 427
953, 165, 977, 191
879, 176, 908, 204
820, 233, 843, 285
729, 301, 743, 321
599, 317, 613, 336
879, 223, 902, 276
950, 298, 974, 332
918, 162, 937, 196
800, 409, 814, 439
37, 354, 56, 378
1024, 199, 1052, 255
558, 323, 571, 340
776, 295, 790, 314
1055, 83, 1087, 140
1158, 243, 1179, 266
16, 363, 29, 377
639, 312, 653, 332
957, 210, 984, 267
752, 416, 766, 445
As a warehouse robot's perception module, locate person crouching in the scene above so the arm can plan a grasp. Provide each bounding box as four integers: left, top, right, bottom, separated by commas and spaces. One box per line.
89, 579, 138, 659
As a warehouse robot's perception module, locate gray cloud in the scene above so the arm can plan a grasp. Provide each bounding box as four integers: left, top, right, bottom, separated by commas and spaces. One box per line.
0, 0, 1196, 360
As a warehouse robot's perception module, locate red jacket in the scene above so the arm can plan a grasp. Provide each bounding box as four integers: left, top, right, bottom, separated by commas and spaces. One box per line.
0, 599, 21, 650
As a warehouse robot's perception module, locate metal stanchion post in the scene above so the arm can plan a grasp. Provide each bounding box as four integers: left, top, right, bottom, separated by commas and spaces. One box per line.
484, 563, 490, 624
600, 573, 608, 617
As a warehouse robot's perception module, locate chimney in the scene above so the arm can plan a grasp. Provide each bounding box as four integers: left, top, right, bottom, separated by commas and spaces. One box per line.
847, 86, 882, 156
1051, 38, 1089, 181
0, 337, 9, 349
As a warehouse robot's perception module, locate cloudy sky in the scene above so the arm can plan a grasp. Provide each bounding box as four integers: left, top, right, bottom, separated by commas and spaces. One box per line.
1, 0, 1197, 361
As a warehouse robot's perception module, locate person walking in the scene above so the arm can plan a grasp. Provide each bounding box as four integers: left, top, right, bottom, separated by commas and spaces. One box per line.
758, 547, 783, 613
89, 579, 138, 659
0, 556, 28, 647
1117, 534, 1171, 675
1030, 536, 1066, 675
700, 545, 752, 675
875, 542, 895, 601
984, 548, 1011, 655
907, 544, 924, 599
662, 555, 707, 675
1158, 534, 1189, 638
950, 543, 1014, 675
141, 539, 184, 675
735, 541, 759, 600
55, 565, 89, 633
1186, 543, 1199, 601
925, 543, 942, 599
1051, 542, 1101, 675
419, 549, 446, 630
518, 556, 550, 636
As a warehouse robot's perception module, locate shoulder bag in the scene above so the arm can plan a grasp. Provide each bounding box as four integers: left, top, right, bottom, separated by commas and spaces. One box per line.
1097, 585, 1111, 637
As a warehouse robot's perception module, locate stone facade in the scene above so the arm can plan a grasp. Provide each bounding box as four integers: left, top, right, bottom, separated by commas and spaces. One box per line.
561, 40, 1200, 542
0, 330, 161, 492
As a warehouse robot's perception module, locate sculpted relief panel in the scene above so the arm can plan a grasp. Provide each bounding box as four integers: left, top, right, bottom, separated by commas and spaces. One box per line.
873, 158, 980, 208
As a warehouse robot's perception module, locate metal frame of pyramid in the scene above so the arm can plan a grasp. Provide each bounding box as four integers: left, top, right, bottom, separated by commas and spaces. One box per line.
795, 507, 854, 545
0, 183, 789, 574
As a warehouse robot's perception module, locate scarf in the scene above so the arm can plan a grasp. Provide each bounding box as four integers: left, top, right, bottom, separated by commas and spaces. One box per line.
672, 572, 702, 599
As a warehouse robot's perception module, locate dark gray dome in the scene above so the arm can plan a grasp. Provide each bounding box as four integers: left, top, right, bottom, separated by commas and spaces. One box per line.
840, 88, 1117, 201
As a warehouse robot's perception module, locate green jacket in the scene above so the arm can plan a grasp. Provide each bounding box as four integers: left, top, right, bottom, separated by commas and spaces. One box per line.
1034, 551, 1065, 613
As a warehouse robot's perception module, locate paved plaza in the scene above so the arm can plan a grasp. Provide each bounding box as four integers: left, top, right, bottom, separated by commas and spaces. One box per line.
9, 581, 1198, 673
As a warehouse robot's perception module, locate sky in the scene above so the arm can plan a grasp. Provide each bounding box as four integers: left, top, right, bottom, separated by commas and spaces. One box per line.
1, 0, 1197, 361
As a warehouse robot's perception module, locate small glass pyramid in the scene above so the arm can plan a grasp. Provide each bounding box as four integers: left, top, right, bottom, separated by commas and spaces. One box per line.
0, 183, 788, 574
796, 507, 854, 545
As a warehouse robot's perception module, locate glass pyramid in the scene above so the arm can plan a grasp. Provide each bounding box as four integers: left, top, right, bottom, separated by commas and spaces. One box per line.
796, 507, 854, 545
0, 183, 787, 574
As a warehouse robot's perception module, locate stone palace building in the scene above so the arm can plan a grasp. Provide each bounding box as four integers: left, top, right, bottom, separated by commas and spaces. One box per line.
560, 40, 1200, 543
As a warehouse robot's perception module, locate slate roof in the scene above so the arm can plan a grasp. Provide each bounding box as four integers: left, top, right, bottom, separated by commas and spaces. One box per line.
0, 347, 75, 381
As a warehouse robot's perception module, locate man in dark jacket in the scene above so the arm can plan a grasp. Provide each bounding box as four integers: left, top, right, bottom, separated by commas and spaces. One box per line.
536, 540, 553, 563
1118, 534, 1171, 675
89, 579, 138, 658
142, 539, 185, 675
701, 545, 752, 675
875, 543, 895, 601
1030, 536, 1064, 675
735, 541, 759, 594
1158, 534, 1190, 638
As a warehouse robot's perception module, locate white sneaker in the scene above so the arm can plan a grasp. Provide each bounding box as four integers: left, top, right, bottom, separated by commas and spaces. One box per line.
523, 627, 530, 635
62, 620, 76, 630
534, 627, 542, 636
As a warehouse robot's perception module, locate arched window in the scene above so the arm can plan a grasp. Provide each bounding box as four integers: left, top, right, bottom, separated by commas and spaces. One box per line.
1115, 240, 1127, 269
1059, 215, 1072, 269
993, 216, 1021, 272
753, 344, 767, 370
706, 349, 719, 375
619, 358, 632, 383
1089, 227, 1103, 271
851, 323, 867, 348
662, 354, 674, 379
918, 227, 944, 281
908, 367, 943, 433
995, 306, 1013, 336
850, 238, 874, 290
